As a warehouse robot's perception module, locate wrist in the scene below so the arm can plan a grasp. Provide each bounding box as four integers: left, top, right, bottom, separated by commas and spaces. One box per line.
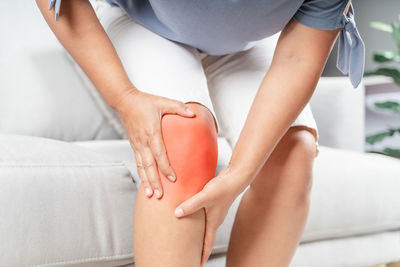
110, 84, 140, 114
224, 163, 258, 196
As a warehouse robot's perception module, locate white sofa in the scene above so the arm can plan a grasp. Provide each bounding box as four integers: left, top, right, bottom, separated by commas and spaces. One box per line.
1, 1, 400, 266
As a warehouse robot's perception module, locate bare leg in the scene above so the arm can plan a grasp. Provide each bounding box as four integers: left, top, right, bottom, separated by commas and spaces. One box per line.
134, 182, 205, 266
133, 103, 218, 267
226, 126, 317, 267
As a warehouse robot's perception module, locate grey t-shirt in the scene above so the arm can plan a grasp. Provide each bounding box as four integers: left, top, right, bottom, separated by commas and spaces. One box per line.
49, 0, 365, 87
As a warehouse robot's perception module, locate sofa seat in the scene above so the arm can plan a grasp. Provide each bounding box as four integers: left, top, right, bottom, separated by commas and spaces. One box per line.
303, 146, 400, 243
2, 133, 400, 267
74, 139, 400, 245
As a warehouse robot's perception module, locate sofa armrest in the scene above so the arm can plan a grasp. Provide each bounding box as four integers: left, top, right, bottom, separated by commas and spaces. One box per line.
310, 77, 365, 152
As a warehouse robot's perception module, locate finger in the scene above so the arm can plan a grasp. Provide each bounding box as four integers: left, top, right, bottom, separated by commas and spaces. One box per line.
141, 145, 163, 199
163, 100, 196, 117
128, 138, 149, 189
201, 221, 217, 267
174, 191, 207, 218
133, 146, 153, 198
148, 128, 176, 182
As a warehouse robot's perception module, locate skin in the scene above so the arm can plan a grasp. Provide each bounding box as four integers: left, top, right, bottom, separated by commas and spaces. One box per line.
36, 1, 217, 265
225, 126, 317, 266
174, 13, 345, 267
37, 0, 350, 266
35, 0, 202, 200
134, 103, 218, 267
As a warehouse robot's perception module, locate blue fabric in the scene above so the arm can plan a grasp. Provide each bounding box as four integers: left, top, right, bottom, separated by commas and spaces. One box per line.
48, 0, 365, 88
293, 0, 365, 87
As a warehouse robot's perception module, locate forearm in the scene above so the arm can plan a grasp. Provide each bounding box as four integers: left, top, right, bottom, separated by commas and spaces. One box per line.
227, 19, 339, 193
36, 0, 135, 110
228, 58, 319, 192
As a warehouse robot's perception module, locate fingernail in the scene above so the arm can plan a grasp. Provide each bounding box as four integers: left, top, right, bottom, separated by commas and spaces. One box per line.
175, 207, 184, 217
154, 189, 162, 198
168, 175, 176, 182
186, 108, 195, 116
145, 187, 152, 197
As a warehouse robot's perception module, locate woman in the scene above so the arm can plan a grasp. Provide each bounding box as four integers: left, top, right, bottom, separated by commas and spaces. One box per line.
36, 0, 364, 266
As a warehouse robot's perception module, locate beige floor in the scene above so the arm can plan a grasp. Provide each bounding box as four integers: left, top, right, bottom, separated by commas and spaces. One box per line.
374, 263, 400, 267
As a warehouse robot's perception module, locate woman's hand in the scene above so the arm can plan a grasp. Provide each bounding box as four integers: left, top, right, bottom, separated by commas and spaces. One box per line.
173, 167, 247, 267
115, 87, 196, 199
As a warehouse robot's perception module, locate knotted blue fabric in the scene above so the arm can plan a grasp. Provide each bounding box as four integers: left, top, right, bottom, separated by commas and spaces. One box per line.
48, 0, 61, 21
336, 5, 365, 88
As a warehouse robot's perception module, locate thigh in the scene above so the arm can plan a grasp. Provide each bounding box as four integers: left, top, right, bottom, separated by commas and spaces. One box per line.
95, 1, 219, 133
202, 33, 319, 155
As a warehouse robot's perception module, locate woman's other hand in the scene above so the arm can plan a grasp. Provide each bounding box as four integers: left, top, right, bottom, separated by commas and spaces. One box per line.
173, 167, 246, 266
115, 87, 196, 199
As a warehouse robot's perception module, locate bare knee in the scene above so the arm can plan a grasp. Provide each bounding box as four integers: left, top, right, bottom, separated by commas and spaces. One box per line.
158, 104, 218, 207
251, 127, 316, 202
283, 126, 318, 159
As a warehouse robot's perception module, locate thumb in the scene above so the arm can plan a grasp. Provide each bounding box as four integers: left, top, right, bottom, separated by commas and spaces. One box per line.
164, 100, 196, 118
201, 223, 217, 267
174, 191, 206, 218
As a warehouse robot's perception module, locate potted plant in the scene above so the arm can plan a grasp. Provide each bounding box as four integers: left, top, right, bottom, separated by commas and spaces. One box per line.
364, 16, 400, 159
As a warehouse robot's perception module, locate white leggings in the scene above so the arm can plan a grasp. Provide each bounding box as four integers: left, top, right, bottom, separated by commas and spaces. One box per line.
93, 0, 320, 156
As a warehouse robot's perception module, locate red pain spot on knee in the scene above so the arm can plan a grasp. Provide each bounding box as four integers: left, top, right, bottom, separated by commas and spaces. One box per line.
158, 113, 218, 203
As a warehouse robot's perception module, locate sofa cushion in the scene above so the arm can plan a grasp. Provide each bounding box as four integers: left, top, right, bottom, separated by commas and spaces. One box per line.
0, 134, 135, 267
3, 133, 399, 266
303, 146, 400, 242
73, 139, 400, 252
0, 1, 121, 141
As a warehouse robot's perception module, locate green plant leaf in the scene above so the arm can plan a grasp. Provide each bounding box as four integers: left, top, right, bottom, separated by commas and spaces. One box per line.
373, 50, 400, 63
366, 129, 397, 144
363, 68, 400, 85
382, 147, 400, 158
370, 21, 393, 32
391, 22, 400, 51
374, 101, 400, 113
366, 149, 400, 159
